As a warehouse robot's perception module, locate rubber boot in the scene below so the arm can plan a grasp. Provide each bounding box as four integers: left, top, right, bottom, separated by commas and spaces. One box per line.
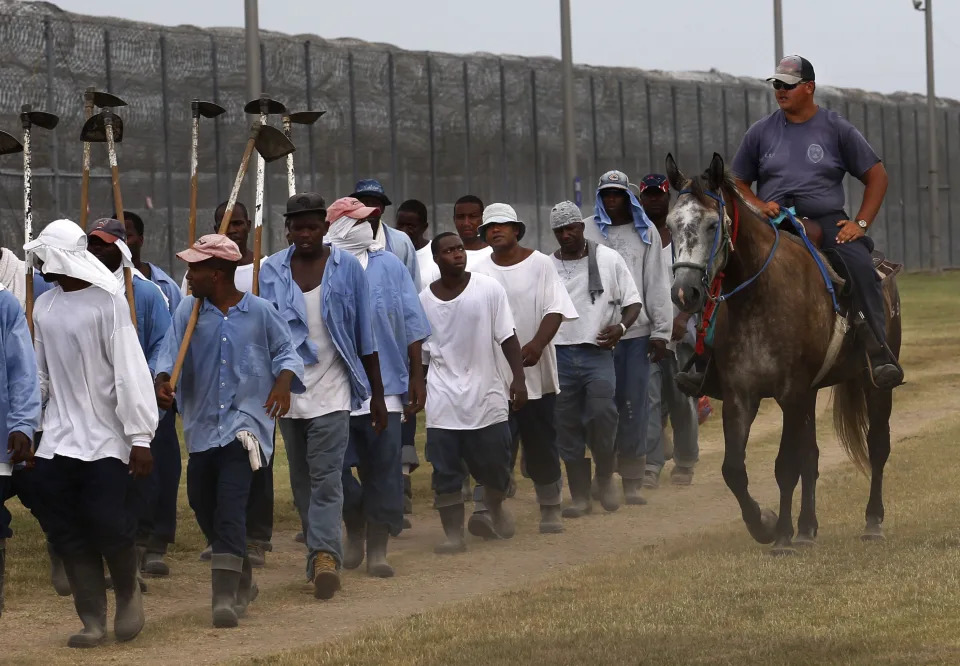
595, 474, 621, 512
342, 509, 366, 570
47, 540, 71, 596
234, 556, 259, 617
0, 539, 5, 618
403, 474, 413, 514
63, 551, 108, 648
539, 504, 564, 534
365, 523, 394, 578
142, 536, 170, 577
562, 459, 593, 519
434, 501, 467, 554
104, 545, 145, 642
211, 553, 243, 628
622, 478, 648, 506
484, 488, 516, 539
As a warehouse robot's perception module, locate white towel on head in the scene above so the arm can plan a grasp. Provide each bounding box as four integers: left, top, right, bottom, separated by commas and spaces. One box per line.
324, 215, 384, 270
24, 219, 119, 295
0, 248, 26, 308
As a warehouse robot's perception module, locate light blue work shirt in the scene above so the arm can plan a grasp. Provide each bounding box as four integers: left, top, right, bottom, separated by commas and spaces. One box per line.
146, 262, 183, 316
361, 250, 431, 398
0, 289, 40, 465
259, 244, 377, 411
383, 224, 421, 288
155, 292, 305, 460
132, 274, 172, 374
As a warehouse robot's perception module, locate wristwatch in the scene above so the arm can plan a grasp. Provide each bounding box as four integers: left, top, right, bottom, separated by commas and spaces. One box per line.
856, 219, 869, 229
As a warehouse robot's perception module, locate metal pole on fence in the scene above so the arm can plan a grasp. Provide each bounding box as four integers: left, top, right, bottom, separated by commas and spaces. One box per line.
915, 0, 940, 273
499, 58, 509, 200
388, 52, 398, 199
427, 55, 437, 234
160, 35, 175, 271
104, 29, 113, 91
531, 69, 542, 232
560, 0, 577, 201
244, 0, 261, 211
463, 61, 472, 194
305, 41, 317, 191
773, 0, 784, 65
44, 17, 60, 216
211, 36, 224, 202
348, 51, 358, 186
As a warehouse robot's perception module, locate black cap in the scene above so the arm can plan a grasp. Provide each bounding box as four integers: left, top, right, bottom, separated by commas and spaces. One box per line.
767, 55, 816, 85
283, 193, 327, 218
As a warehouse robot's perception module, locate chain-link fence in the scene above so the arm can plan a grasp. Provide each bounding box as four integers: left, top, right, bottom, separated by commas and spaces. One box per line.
1, 0, 958, 278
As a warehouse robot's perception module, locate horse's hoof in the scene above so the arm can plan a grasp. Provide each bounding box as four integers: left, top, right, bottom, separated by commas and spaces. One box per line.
794, 533, 817, 548
861, 525, 885, 542
770, 540, 797, 557
747, 508, 779, 545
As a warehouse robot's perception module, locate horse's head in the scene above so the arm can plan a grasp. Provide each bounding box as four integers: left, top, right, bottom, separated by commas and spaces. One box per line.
665, 152, 734, 314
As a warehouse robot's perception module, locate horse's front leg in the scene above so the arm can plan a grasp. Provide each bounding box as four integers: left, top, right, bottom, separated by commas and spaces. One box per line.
721, 392, 775, 543
773, 392, 818, 555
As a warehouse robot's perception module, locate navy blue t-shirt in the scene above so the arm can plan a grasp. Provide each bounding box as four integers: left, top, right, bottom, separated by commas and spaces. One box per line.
732, 108, 880, 218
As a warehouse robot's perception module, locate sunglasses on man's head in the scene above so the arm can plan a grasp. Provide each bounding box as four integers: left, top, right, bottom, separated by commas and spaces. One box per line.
772, 80, 807, 91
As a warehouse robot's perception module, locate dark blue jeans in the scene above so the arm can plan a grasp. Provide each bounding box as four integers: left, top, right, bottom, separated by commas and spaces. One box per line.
36, 455, 136, 559
342, 412, 404, 536
187, 440, 253, 559
555, 345, 618, 474
427, 422, 513, 501
613, 336, 652, 479
133, 408, 181, 551
401, 412, 420, 472
246, 427, 275, 549
0, 465, 50, 540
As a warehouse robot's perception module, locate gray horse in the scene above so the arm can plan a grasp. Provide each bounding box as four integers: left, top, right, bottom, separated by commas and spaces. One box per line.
665, 152, 902, 554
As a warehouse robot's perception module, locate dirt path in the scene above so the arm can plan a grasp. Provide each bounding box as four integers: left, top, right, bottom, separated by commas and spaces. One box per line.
2, 378, 951, 665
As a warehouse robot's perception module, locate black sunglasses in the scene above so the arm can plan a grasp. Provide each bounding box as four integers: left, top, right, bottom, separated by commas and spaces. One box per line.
772, 80, 808, 91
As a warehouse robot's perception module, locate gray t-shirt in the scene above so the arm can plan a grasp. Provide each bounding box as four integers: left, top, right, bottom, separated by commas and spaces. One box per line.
732, 108, 880, 218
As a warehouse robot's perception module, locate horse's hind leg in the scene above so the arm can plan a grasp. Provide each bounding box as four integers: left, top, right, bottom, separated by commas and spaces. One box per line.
795, 439, 820, 545
863, 386, 892, 541
721, 392, 776, 544
772, 393, 817, 555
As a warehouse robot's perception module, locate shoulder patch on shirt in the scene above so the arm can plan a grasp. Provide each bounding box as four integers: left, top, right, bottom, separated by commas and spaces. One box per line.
807, 143, 824, 164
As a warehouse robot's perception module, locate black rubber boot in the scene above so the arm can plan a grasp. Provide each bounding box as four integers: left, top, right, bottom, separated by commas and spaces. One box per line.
562, 459, 593, 519
342, 509, 366, 570
856, 318, 904, 390
63, 551, 108, 648
434, 501, 467, 554
210, 553, 243, 628
484, 488, 516, 539
365, 523, 394, 578
234, 556, 258, 618
104, 545, 145, 642
675, 369, 706, 398
47, 540, 71, 596
403, 474, 413, 514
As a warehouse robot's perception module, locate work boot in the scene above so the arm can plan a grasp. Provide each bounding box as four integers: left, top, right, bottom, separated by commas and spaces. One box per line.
0, 539, 5, 617
622, 478, 648, 506
47, 540, 71, 596
675, 370, 706, 397
538, 504, 564, 534
63, 552, 108, 648
142, 551, 170, 577
403, 474, 413, 514
365, 523, 394, 578
642, 469, 660, 490
342, 509, 366, 570
234, 556, 259, 617
671, 466, 695, 486
590, 474, 602, 501
211, 554, 243, 628
434, 502, 467, 554
312, 552, 341, 600
596, 474, 621, 512
104, 545, 145, 642
467, 510, 497, 540
199, 544, 212, 561
868, 353, 904, 390
562, 459, 593, 519
246, 542, 266, 568
484, 488, 516, 539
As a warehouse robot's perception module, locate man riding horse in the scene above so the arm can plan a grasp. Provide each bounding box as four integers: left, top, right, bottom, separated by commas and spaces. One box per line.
677, 55, 903, 393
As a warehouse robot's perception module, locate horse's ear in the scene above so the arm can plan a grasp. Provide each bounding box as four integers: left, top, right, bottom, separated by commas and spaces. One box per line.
665, 153, 686, 192
706, 152, 725, 190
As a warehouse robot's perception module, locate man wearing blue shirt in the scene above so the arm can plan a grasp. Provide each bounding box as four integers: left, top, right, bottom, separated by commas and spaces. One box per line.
260, 193, 388, 600
325, 197, 431, 579
154, 234, 304, 628
350, 179, 421, 288
0, 285, 42, 618
119, 211, 182, 316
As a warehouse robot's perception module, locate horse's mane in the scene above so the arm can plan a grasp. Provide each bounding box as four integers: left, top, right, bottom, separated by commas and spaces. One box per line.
685, 168, 764, 220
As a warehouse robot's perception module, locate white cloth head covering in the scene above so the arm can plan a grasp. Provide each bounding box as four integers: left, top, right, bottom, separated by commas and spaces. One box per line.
24, 219, 120, 294
324, 215, 384, 270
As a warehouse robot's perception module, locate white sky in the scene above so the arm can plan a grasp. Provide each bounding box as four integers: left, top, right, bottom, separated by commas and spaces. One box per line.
47, 0, 960, 101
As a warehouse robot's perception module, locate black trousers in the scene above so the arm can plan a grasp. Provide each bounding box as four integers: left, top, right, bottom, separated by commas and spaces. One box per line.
508, 394, 562, 487
0, 465, 50, 540
187, 440, 253, 559
245, 454, 273, 548
133, 408, 181, 551
36, 455, 135, 559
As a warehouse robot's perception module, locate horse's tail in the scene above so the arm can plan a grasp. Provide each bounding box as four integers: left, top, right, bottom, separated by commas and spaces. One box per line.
832, 376, 870, 475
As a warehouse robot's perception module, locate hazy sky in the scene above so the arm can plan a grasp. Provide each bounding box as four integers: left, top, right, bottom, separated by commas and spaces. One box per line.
47, 0, 960, 101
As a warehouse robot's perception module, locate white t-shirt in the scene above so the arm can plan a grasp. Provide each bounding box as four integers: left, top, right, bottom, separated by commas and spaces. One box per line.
420, 273, 517, 430
33, 286, 159, 463
286, 284, 352, 419
180, 263, 254, 296
351, 395, 404, 417
418, 245, 493, 292
473, 251, 578, 400
415, 244, 438, 292
552, 244, 641, 347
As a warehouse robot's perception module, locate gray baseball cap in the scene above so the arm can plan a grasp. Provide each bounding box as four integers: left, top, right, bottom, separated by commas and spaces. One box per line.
767, 55, 816, 85
550, 201, 583, 230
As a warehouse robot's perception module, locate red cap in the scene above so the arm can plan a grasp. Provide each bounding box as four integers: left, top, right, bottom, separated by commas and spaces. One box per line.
325, 197, 379, 223
176, 234, 242, 263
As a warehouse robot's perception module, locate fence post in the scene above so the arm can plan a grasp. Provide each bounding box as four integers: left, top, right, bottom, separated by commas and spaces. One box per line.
499, 58, 509, 200
44, 17, 60, 216
104, 29, 113, 91
463, 60, 472, 194
670, 85, 679, 163
160, 34, 175, 272
348, 51, 358, 186
427, 55, 437, 234
531, 69, 542, 232
388, 51, 398, 200
211, 35, 223, 202
304, 41, 317, 191
696, 85, 704, 167
618, 79, 626, 166
590, 76, 598, 182
645, 79, 654, 175
721, 88, 729, 157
